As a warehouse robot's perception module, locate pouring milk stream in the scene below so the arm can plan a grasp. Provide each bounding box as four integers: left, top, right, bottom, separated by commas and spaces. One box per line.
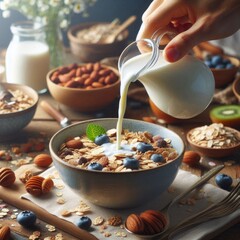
116, 30, 215, 149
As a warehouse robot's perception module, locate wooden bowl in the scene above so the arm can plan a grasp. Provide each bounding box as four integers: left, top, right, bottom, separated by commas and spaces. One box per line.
67, 22, 129, 62
187, 125, 240, 158
149, 99, 180, 124
211, 56, 239, 88
232, 75, 240, 102
46, 63, 120, 112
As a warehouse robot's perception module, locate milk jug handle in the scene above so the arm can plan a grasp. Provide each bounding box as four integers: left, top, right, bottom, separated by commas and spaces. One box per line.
148, 28, 177, 69
152, 27, 177, 47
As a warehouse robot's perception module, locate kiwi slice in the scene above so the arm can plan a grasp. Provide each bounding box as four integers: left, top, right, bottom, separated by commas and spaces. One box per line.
210, 105, 240, 128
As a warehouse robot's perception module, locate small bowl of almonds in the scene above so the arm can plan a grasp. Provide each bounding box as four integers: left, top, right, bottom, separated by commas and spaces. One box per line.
46, 62, 120, 112
0, 82, 38, 140
187, 123, 240, 158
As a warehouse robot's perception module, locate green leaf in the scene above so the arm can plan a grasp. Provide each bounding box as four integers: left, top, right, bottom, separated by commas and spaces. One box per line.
86, 123, 106, 141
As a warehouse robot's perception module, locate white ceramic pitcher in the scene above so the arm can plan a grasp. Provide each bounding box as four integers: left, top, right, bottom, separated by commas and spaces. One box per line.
118, 29, 215, 119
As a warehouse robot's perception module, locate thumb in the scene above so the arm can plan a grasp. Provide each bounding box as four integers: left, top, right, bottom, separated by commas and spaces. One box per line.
163, 23, 205, 62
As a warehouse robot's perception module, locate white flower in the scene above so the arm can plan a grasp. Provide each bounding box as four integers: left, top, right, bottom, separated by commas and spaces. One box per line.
0, 0, 96, 28
2, 9, 10, 18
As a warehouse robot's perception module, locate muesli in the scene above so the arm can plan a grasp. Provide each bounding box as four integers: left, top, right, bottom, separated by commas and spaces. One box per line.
58, 124, 178, 172
0, 89, 34, 114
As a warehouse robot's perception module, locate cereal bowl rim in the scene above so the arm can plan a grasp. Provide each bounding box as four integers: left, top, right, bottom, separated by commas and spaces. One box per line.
46, 64, 120, 92
49, 118, 185, 175
186, 126, 240, 151
0, 82, 39, 118
67, 22, 129, 46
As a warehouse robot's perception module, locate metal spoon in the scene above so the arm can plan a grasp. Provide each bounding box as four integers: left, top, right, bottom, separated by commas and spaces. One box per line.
0, 83, 16, 105
124, 164, 224, 239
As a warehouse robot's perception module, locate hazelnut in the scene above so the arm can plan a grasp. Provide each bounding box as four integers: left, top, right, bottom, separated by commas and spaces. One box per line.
0, 225, 10, 240
0, 167, 16, 187
183, 150, 201, 166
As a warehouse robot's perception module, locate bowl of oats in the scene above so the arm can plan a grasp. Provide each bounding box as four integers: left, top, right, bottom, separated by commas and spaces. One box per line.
187, 123, 240, 158
0, 82, 38, 139
67, 22, 129, 62
49, 118, 184, 209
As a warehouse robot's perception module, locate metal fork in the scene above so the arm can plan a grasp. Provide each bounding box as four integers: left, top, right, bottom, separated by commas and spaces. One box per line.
162, 180, 240, 239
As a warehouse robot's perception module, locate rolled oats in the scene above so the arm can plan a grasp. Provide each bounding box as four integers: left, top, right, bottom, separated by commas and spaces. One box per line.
189, 123, 240, 149
58, 128, 178, 172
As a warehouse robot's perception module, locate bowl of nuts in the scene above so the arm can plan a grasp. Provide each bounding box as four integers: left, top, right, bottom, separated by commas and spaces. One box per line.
187, 123, 240, 158
68, 22, 129, 62
47, 62, 120, 112
49, 118, 184, 209
0, 82, 38, 139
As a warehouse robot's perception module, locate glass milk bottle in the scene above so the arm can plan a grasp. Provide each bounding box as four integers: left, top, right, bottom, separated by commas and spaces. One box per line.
5, 21, 50, 93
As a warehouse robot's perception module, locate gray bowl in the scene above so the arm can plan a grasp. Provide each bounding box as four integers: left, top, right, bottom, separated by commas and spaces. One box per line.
0, 83, 38, 140
49, 118, 185, 209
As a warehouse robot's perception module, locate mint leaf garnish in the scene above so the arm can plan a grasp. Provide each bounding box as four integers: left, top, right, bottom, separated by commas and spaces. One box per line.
86, 123, 106, 141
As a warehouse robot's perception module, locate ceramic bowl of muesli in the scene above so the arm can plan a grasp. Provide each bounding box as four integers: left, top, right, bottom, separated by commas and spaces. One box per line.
49, 118, 185, 209
0, 83, 38, 139
187, 123, 240, 158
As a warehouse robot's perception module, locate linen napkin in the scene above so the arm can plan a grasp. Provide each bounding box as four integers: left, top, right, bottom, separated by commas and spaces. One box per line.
22, 167, 240, 240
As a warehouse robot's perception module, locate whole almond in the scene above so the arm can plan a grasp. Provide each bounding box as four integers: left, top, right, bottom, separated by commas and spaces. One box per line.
66, 139, 83, 149
183, 150, 201, 166
34, 154, 52, 168
0, 225, 10, 240
0, 167, 16, 187
92, 82, 104, 88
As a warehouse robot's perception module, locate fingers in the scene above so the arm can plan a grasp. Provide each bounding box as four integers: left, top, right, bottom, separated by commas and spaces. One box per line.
137, 0, 183, 40
163, 21, 205, 62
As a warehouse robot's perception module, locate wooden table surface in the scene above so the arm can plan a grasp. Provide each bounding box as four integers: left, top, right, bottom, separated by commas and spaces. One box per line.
0, 43, 240, 239
0, 88, 239, 239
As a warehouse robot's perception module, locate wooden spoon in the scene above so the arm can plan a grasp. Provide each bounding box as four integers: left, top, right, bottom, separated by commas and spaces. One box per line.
101, 15, 137, 44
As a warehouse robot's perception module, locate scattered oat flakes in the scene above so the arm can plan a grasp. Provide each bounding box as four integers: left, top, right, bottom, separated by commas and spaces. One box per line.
61, 210, 72, 217
56, 197, 65, 204
93, 216, 104, 226
29, 231, 41, 240
46, 224, 56, 232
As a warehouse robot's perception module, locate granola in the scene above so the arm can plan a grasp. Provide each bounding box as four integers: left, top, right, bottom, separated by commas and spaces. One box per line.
58, 128, 178, 172
0, 89, 34, 114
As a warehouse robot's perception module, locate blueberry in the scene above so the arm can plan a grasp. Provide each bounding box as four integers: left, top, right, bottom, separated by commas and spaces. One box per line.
215, 64, 225, 69
156, 138, 167, 148
94, 134, 110, 145
226, 63, 234, 69
136, 142, 153, 153
123, 157, 139, 170
222, 58, 231, 65
17, 210, 37, 228
215, 174, 233, 190
87, 162, 103, 171
76, 216, 92, 230
150, 154, 165, 163
204, 60, 214, 68
211, 55, 223, 66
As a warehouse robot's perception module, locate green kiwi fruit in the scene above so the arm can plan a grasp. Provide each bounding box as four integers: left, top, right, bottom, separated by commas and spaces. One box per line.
210, 105, 240, 128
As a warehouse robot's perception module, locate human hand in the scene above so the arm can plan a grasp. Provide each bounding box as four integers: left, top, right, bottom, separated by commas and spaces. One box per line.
137, 0, 240, 62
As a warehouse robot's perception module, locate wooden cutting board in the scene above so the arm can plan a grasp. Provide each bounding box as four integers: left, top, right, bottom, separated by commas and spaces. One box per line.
0, 164, 98, 240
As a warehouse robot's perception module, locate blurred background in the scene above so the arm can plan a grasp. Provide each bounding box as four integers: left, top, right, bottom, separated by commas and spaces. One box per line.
0, 0, 151, 49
